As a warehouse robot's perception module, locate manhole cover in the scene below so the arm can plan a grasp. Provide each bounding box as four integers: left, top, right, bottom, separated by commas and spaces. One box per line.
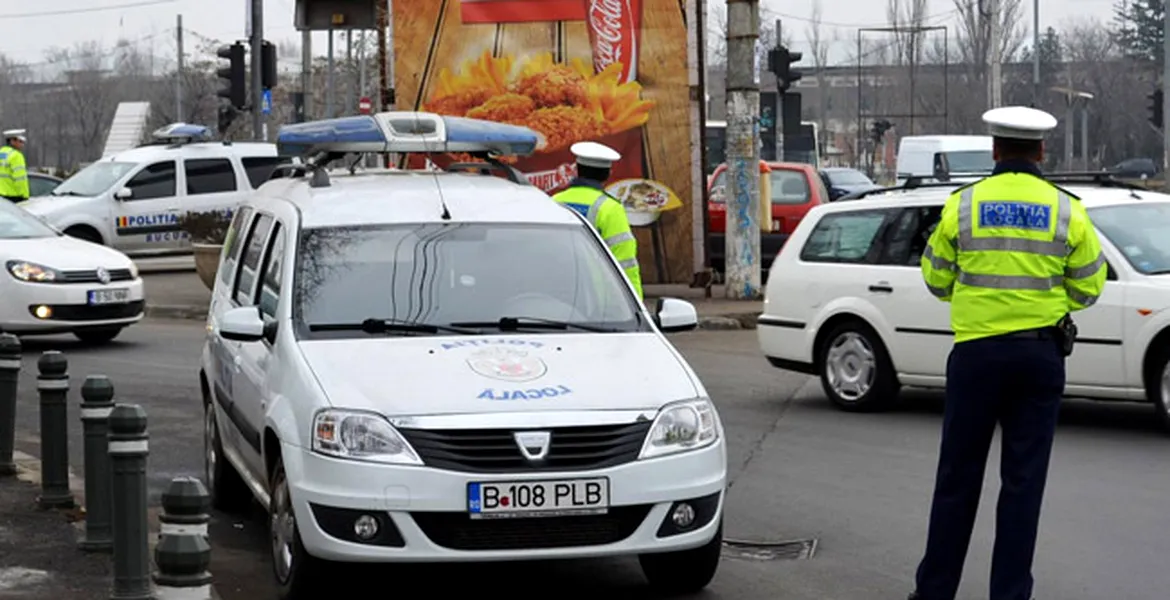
722, 537, 817, 561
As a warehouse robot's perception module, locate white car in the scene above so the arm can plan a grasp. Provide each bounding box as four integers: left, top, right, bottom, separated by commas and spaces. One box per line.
758, 178, 1170, 430
199, 112, 727, 598
21, 123, 289, 256
0, 198, 143, 343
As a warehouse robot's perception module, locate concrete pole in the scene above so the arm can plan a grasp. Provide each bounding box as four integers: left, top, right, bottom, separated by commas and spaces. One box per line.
249, 0, 263, 140
175, 14, 184, 122
723, 0, 761, 299
1163, 4, 1170, 177
988, 0, 1002, 109
301, 30, 312, 120
347, 30, 354, 115
327, 29, 335, 118
1064, 97, 1074, 169
1081, 102, 1090, 171
1032, 0, 1039, 106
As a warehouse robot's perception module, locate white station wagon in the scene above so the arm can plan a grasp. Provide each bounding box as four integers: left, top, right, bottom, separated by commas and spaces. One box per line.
758, 177, 1170, 431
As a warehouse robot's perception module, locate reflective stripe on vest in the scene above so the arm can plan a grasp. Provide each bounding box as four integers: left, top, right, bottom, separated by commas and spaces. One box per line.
952, 185, 1070, 291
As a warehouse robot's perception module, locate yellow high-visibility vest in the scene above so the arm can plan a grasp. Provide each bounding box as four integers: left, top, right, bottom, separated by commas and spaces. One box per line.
553, 185, 643, 299
921, 172, 1107, 343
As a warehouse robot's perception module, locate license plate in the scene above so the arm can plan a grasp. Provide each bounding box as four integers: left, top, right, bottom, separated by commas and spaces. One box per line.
467, 478, 609, 519
87, 288, 129, 305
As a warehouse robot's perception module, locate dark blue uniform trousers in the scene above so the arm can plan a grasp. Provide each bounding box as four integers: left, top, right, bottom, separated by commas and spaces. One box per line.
914, 332, 1065, 600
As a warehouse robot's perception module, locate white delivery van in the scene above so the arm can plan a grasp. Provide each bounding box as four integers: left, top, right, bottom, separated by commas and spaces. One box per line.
895, 135, 994, 185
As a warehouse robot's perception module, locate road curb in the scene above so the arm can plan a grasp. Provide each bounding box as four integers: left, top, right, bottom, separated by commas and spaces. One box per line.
144, 304, 208, 321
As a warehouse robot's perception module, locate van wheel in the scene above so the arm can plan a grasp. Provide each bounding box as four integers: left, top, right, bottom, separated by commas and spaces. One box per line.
817, 321, 899, 412
1144, 345, 1170, 431
639, 522, 722, 594
64, 225, 103, 245
270, 457, 324, 600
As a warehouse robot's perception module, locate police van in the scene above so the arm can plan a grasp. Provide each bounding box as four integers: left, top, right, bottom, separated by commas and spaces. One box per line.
21, 124, 289, 256
199, 112, 727, 598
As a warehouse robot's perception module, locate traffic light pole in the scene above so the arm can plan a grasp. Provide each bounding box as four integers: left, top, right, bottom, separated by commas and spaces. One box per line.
723, 0, 761, 300
250, 0, 264, 141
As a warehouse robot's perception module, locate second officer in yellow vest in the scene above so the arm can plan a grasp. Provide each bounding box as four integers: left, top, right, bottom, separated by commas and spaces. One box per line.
0, 129, 29, 202
909, 106, 1106, 600
552, 142, 643, 298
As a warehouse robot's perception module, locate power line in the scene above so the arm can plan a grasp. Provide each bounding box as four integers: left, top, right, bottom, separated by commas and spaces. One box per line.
0, 0, 178, 19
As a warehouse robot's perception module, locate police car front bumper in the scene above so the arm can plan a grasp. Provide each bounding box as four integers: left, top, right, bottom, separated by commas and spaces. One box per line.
280, 436, 726, 562
0, 277, 146, 333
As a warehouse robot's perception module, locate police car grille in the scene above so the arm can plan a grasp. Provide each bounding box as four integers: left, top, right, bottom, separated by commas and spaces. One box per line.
411, 505, 651, 550
58, 269, 135, 283
397, 422, 652, 473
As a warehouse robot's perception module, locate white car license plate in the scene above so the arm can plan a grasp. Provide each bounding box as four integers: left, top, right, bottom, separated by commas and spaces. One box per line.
87, 288, 129, 305
467, 478, 609, 519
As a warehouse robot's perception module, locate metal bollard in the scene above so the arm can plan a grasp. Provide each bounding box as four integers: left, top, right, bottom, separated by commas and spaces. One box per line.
80, 375, 115, 552
37, 350, 74, 509
154, 477, 213, 600
109, 403, 154, 600
0, 334, 20, 476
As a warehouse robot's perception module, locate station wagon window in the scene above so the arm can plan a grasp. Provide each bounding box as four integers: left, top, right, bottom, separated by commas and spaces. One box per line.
879, 206, 942, 266
219, 207, 254, 285
241, 156, 293, 188
234, 213, 273, 306
800, 210, 892, 263
258, 224, 286, 319
185, 159, 237, 195
124, 161, 176, 200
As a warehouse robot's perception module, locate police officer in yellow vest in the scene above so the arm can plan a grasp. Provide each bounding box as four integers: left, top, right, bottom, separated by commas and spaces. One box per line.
553, 142, 643, 298
0, 129, 29, 202
909, 106, 1106, 600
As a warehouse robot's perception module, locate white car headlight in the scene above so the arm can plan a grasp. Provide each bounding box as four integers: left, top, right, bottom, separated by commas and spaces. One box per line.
311, 409, 422, 465
128, 262, 139, 279
7, 260, 61, 283
639, 398, 720, 460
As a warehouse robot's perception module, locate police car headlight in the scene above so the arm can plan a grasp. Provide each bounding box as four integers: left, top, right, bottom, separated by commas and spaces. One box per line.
638, 398, 720, 460
128, 262, 139, 279
311, 409, 423, 465
6, 260, 61, 283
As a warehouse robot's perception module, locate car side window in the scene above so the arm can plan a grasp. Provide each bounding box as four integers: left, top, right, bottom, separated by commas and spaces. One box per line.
124, 161, 176, 200
241, 156, 293, 189
28, 176, 57, 197
709, 170, 727, 204
1106, 261, 1118, 281
219, 207, 254, 286
879, 206, 943, 266
800, 209, 894, 264
185, 159, 237, 195
770, 170, 811, 205
258, 224, 286, 319
233, 213, 274, 307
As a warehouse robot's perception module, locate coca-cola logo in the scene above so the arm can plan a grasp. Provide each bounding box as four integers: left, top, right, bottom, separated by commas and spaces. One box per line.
588, 0, 636, 81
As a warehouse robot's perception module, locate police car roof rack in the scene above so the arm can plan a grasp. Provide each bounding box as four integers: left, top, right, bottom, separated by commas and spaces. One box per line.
1045, 171, 1146, 190
274, 112, 540, 188
143, 123, 215, 148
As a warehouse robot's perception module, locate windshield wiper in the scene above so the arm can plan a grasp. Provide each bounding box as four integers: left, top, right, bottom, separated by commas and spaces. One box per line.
308, 318, 480, 335
1144, 269, 1170, 275
49, 190, 84, 197
450, 316, 619, 333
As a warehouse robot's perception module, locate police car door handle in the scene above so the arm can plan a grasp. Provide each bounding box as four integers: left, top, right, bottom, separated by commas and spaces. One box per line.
868, 283, 894, 293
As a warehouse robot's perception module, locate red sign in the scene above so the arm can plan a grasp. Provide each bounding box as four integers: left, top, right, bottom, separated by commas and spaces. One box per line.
358, 97, 373, 114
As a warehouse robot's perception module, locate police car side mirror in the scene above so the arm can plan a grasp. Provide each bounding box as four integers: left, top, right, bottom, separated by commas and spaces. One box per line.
654, 297, 698, 333
114, 187, 132, 200
219, 306, 265, 342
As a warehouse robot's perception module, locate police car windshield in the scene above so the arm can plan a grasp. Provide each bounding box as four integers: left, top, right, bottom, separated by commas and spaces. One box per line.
1088, 203, 1170, 275
0, 200, 57, 238
52, 162, 136, 197
294, 222, 646, 339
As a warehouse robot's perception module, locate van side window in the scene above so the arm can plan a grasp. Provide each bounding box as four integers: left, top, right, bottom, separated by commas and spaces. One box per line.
185, 159, 238, 194
124, 161, 176, 200
800, 210, 894, 264
219, 207, 254, 285
234, 213, 274, 306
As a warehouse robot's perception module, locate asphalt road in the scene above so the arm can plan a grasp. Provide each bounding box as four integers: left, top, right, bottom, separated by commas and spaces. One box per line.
9, 320, 1170, 599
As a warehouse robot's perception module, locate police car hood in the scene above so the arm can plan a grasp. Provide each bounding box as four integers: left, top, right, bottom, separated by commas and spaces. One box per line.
20, 195, 91, 217
0, 234, 134, 270
297, 334, 700, 415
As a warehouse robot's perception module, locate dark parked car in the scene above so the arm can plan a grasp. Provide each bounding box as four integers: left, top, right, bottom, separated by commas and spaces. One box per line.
1107, 158, 1158, 180
819, 167, 880, 200
28, 172, 62, 198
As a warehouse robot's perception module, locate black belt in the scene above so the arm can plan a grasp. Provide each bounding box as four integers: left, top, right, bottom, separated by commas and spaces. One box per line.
998, 327, 1058, 341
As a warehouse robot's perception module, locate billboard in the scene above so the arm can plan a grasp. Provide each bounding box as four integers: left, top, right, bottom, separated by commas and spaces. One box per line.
393, 0, 697, 282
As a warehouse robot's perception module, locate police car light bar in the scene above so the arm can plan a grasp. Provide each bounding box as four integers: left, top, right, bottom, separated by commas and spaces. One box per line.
275, 112, 540, 158
151, 123, 213, 143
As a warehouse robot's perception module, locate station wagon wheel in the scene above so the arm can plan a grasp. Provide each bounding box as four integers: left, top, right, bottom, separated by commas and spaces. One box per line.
1146, 345, 1170, 432
817, 321, 899, 412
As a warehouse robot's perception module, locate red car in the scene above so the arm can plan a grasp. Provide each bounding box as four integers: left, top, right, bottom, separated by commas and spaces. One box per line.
706, 161, 830, 274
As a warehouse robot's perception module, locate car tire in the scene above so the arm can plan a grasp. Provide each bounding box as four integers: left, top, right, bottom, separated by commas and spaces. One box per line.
203, 400, 251, 512
639, 522, 722, 594
817, 320, 899, 412
63, 225, 103, 245
1144, 344, 1170, 432
270, 457, 324, 600
72, 326, 123, 345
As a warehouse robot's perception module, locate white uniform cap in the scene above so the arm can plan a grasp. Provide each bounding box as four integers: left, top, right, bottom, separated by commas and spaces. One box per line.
570, 141, 621, 169
2, 129, 26, 142
982, 106, 1057, 141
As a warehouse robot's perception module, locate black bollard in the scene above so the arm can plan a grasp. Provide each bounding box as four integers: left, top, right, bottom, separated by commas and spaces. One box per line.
0, 334, 20, 476
154, 477, 213, 600
37, 350, 73, 509
80, 375, 115, 552
108, 403, 154, 600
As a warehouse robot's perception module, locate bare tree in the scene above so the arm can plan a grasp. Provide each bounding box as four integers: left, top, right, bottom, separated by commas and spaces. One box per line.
886, 0, 930, 66
706, 1, 791, 69
804, 0, 835, 136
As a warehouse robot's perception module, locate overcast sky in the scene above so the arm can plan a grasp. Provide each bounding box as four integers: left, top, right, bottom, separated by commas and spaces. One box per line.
0, 0, 1119, 74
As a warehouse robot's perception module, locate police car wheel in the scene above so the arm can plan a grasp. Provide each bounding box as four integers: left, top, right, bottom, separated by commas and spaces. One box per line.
1146, 346, 1170, 431
203, 399, 250, 512
639, 521, 722, 594
72, 326, 122, 345
63, 225, 103, 245
271, 457, 324, 600
818, 321, 899, 412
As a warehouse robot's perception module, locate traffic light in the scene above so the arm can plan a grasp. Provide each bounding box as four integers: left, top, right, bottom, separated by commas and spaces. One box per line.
261, 41, 278, 90
1150, 88, 1163, 129
216, 43, 246, 110
768, 46, 803, 92
871, 119, 893, 144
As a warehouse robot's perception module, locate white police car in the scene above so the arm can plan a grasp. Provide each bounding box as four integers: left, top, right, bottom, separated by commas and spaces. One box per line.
199, 112, 727, 598
21, 123, 289, 255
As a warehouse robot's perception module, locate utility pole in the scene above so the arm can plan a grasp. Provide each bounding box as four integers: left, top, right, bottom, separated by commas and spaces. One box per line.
1081, 103, 1090, 170
249, 0, 263, 140
724, 0, 761, 300
377, 0, 390, 111
1031, 0, 1039, 106
327, 29, 335, 118
347, 30, 354, 114
1163, 3, 1170, 177
175, 14, 184, 122
988, 0, 1002, 108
